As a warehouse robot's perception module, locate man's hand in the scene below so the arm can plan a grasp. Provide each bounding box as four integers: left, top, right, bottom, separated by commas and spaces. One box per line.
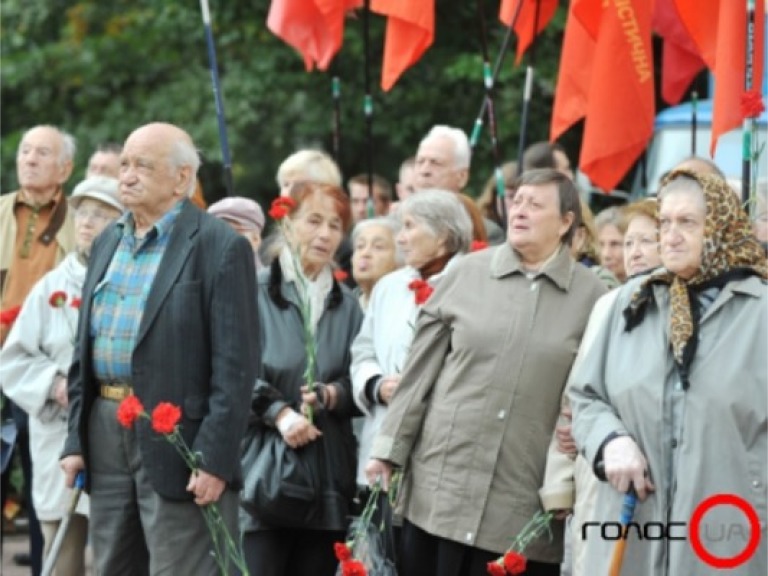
603, 435, 656, 500
378, 375, 401, 405
53, 374, 68, 408
365, 459, 393, 491
60, 455, 85, 488
186, 470, 226, 506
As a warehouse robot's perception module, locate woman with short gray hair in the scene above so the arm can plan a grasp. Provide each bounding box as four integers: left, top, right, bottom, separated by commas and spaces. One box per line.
351, 217, 403, 310
350, 190, 471, 511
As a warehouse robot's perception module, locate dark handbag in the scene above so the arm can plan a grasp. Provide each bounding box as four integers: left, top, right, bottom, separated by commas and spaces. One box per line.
240, 425, 321, 528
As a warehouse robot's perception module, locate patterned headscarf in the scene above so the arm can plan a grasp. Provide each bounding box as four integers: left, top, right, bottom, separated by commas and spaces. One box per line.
624, 169, 767, 388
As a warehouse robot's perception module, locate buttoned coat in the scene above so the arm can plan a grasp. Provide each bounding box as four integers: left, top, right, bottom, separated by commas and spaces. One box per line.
62, 201, 260, 499
370, 243, 605, 562
570, 274, 767, 576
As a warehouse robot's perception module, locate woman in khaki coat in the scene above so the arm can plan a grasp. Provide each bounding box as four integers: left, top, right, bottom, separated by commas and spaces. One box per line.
570, 170, 767, 575
366, 169, 606, 576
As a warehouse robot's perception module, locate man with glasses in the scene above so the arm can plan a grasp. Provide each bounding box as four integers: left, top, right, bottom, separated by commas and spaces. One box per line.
0, 124, 77, 573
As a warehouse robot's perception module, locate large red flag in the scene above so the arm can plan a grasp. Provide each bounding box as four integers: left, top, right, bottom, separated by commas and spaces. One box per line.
674, 0, 765, 155
267, 0, 360, 71
550, 0, 595, 141
578, 0, 655, 191
499, 0, 559, 65
371, 0, 435, 91
653, 1, 706, 105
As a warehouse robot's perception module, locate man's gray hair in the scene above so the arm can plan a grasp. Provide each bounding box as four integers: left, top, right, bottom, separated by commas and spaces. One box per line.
422, 125, 471, 169
399, 189, 472, 254
351, 216, 405, 265
170, 140, 201, 197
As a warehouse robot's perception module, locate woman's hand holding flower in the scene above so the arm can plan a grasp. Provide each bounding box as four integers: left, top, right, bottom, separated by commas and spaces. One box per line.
276, 407, 322, 449
364, 459, 393, 491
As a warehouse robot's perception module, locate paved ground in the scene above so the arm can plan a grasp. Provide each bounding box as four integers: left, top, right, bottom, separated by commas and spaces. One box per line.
1, 532, 93, 575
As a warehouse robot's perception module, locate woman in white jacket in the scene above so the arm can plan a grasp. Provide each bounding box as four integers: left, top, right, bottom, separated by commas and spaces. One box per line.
0, 176, 123, 576
351, 190, 472, 491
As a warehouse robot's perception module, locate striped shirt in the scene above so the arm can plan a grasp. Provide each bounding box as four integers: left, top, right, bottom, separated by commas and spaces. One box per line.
90, 200, 185, 383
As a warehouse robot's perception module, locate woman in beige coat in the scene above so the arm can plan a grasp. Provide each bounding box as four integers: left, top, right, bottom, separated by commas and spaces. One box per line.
366, 169, 606, 576
570, 170, 767, 575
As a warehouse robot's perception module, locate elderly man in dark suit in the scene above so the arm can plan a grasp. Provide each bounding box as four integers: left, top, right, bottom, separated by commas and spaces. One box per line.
60, 122, 260, 575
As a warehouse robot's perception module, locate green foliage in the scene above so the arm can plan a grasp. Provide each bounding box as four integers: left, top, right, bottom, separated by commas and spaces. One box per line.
1, 0, 567, 206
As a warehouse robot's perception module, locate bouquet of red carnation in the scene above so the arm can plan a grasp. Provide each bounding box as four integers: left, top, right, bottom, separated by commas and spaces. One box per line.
117, 396, 249, 576
333, 482, 396, 576
487, 510, 554, 576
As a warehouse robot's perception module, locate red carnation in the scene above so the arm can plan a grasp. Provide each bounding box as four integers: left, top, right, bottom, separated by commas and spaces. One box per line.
0, 305, 22, 326
117, 395, 145, 429
487, 560, 507, 576
408, 279, 434, 305
341, 559, 367, 576
471, 240, 489, 252
268, 197, 297, 220
151, 402, 182, 435
70, 297, 82, 310
334, 542, 352, 562
48, 291, 67, 308
741, 90, 766, 119
333, 269, 349, 282
503, 551, 527, 575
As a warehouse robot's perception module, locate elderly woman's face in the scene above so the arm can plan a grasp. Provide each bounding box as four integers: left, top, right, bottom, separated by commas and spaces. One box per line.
623, 214, 661, 277
507, 183, 572, 260
289, 190, 344, 278
73, 198, 121, 253
352, 224, 398, 288
597, 224, 626, 282
659, 189, 706, 279
397, 213, 445, 269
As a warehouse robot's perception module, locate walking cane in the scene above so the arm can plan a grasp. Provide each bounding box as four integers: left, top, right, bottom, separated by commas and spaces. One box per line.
41, 471, 85, 576
608, 487, 638, 576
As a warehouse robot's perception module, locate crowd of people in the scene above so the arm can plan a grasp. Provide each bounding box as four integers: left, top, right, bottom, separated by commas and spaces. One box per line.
0, 122, 765, 576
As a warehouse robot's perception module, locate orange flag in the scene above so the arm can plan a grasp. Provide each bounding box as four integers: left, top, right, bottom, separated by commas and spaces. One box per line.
653, 0, 706, 105
371, 0, 435, 91
578, 0, 655, 191
550, 0, 595, 141
499, 0, 559, 65
267, 0, 361, 71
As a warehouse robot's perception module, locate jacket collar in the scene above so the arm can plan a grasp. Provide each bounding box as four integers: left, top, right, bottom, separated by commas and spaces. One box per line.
490, 242, 574, 291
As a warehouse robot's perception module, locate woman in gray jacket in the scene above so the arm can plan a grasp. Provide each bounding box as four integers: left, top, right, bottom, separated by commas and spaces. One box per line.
240, 182, 363, 576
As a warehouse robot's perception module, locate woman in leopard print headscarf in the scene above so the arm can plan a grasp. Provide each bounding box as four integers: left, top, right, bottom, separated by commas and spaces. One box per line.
569, 169, 767, 576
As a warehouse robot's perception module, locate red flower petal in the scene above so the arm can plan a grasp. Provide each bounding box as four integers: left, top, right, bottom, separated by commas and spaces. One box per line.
341, 559, 367, 576
334, 542, 352, 561
269, 197, 297, 220
0, 305, 22, 326
48, 291, 68, 308
407, 279, 434, 305
333, 269, 349, 282
741, 90, 766, 119
151, 402, 182, 435
471, 240, 489, 252
503, 551, 527, 575
70, 297, 82, 310
487, 560, 507, 576
116, 396, 145, 429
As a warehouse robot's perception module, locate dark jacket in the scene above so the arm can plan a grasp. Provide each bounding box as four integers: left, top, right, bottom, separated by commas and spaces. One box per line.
241, 259, 363, 532
62, 200, 260, 500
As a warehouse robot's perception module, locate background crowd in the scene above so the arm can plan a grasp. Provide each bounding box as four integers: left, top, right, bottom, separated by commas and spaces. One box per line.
0, 122, 766, 576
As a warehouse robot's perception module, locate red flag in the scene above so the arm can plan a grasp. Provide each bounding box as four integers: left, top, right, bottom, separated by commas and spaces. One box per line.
267, 0, 360, 71
653, 1, 706, 105
371, 0, 435, 91
579, 0, 655, 191
499, 0, 559, 65
550, 0, 595, 141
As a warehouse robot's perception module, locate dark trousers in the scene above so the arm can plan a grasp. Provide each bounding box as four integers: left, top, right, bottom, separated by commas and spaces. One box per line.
243, 528, 346, 576
399, 519, 560, 576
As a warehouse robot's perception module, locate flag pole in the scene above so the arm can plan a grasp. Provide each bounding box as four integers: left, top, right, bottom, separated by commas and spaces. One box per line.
199, 0, 234, 197
363, 0, 375, 218
742, 0, 757, 210
332, 75, 342, 164
516, 0, 543, 171
691, 91, 698, 155
475, 0, 508, 227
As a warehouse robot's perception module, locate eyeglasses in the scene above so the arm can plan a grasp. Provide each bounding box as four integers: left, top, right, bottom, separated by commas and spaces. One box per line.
623, 237, 658, 250
74, 207, 113, 224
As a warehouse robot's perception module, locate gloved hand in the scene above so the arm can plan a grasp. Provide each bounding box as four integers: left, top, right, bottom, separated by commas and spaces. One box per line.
603, 435, 656, 500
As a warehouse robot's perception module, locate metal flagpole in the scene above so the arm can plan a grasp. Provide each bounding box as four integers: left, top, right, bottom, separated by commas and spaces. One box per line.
363, 0, 375, 218
199, 0, 234, 197
742, 0, 757, 210
332, 76, 342, 164
691, 91, 698, 155
516, 0, 543, 170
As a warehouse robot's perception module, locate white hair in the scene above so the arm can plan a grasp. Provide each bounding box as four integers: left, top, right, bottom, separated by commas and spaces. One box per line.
170, 140, 201, 197
351, 216, 404, 265
20, 125, 77, 166
399, 189, 472, 254
421, 125, 471, 169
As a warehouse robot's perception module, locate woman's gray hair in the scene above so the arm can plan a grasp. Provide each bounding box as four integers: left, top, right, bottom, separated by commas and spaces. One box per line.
594, 205, 625, 231
658, 174, 706, 212
399, 189, 472, 254
351, 216, 404, 265
170, 139, 201, 197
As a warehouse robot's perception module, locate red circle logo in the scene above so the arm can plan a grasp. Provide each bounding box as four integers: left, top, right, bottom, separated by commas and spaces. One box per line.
689, 493, 761, 569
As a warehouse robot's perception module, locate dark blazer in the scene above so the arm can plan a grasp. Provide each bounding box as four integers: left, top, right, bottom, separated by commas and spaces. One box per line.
63, 200, 260, 500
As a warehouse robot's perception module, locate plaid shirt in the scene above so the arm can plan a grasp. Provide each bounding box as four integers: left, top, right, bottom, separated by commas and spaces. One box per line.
90, 201, 185, 382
